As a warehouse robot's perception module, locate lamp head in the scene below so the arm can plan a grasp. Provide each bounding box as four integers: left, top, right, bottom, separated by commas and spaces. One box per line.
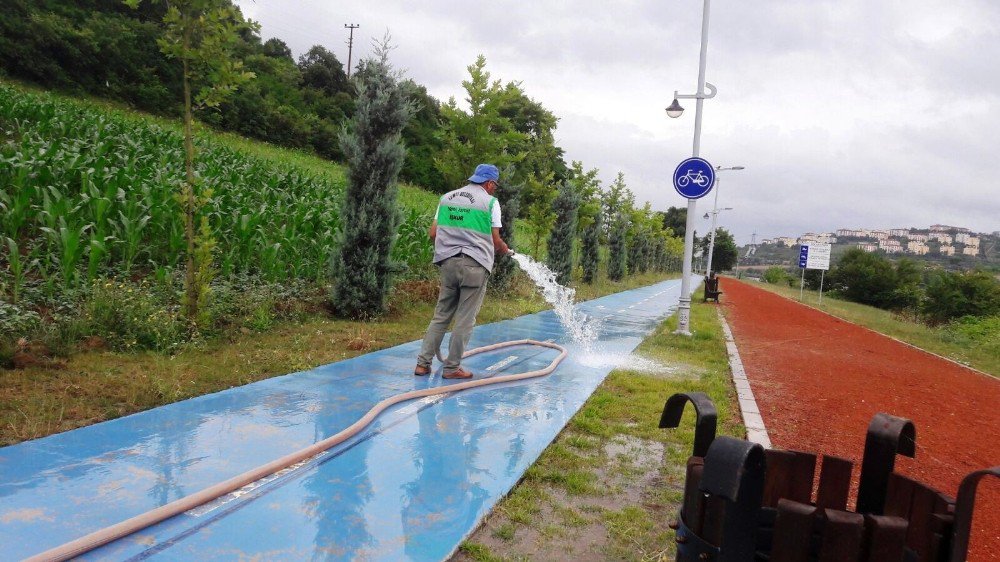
665, 98, 684, 118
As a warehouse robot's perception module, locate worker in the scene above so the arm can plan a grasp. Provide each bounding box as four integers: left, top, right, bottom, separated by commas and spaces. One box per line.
414, 163, 513, 379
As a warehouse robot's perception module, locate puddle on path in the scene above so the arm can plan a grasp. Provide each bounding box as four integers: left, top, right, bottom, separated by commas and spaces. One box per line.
452, 434, 681, 562
575, 350, 681, 379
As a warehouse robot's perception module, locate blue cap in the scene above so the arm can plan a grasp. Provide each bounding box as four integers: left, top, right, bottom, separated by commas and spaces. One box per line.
468, 163, 500, 184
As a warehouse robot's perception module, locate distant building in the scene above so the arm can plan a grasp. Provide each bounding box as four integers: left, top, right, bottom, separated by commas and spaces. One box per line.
962, 246, 980, 257
931, 232, 953, 244
889, 228, 910, 237
907, 241, 929, 255
837, 228, 865, 238
939, 245, 956, 256
879, 239, 903, 253
907, 233, 929, 242
856, 243, 878, 252
798, 232, 837, 245
776, 237, 798, 247
955, 233, 980, 247
930, 224, 969, 233
870, 230, 889, 240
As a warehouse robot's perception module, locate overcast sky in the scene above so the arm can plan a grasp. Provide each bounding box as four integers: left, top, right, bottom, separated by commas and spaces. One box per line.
235, 0, 999, 244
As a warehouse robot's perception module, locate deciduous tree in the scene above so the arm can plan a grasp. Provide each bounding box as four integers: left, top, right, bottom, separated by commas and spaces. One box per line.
126, 0, 256, 322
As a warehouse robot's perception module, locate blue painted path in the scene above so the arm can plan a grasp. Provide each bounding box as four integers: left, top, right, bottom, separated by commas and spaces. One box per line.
0, 279, 683, 561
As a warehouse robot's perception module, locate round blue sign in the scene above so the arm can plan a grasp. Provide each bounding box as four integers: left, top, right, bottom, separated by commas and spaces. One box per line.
673, 157, 715, 199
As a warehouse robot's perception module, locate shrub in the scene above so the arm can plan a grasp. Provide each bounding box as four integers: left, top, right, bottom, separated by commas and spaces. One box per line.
828, 248, 922, 310
923, 270, 1000, 324
762, 266, 790, 285
0, 302, 42, 337
83, 279, 187, 352
943, 315, 1000, 361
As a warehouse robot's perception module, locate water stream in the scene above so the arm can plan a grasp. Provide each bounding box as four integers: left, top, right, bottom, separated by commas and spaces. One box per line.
511, 254, 676, 376
511, 253, 599, 349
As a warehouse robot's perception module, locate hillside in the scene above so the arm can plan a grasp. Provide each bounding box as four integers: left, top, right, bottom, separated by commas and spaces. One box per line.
0, 81, 439, 284
738, 239, 999, 273
0, 80, 447, 361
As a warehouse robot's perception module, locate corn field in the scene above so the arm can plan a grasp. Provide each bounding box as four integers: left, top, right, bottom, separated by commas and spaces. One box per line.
0, 84, 433, 298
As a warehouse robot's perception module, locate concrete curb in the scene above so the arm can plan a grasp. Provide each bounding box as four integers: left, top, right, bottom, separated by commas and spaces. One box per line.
717, 308, 772, 449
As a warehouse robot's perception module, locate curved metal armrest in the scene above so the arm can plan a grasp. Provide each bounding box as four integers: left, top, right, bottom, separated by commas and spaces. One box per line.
951, 467, 1000, 562
857, 412, 916, 514
660, 392, 718, 458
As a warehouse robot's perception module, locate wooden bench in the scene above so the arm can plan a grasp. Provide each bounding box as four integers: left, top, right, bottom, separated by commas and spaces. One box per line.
661, 392, 999, 562
704, 276, 722, 302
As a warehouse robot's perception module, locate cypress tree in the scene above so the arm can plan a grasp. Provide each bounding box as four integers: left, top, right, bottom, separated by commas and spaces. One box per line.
569, 161, 603, 285
627, 231, 644, 275
330, 44, 413, 318
581, 212, 602, 284
490, 170, 522, 290
546, 181, 580, 284
608, 213, 628, 281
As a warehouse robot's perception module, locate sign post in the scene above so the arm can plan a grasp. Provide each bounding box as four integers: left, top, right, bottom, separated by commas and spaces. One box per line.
798, 243, 832, 303
672, 157, 715, 336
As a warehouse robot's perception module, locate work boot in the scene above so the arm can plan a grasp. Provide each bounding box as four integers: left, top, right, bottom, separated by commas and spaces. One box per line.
414, 364, 431, 376
442, 367, 473, 379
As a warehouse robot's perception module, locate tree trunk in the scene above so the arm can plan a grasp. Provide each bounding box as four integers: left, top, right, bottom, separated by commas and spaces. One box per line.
182, 20, 197, 320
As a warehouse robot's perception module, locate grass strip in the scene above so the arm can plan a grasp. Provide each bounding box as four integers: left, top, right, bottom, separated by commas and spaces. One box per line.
458, 293, 743, 561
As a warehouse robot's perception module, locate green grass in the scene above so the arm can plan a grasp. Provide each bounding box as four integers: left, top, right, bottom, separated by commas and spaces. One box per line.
459, 293, 743, 560
747, 279, 999, 376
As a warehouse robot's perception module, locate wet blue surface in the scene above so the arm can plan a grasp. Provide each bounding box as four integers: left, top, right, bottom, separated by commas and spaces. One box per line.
0, 279, 683, 561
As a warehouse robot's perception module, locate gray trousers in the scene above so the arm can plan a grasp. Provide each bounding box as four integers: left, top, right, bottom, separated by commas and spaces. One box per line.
417, 254, 490, 373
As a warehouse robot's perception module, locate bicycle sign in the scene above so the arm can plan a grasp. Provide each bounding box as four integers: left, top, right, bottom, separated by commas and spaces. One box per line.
673, 157, 715, 199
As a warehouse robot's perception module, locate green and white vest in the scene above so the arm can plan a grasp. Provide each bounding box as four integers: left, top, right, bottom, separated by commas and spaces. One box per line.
433, 184, 498, 272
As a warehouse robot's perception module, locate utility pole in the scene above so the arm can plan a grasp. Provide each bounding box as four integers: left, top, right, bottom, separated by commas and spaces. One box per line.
344, 23, 360, 79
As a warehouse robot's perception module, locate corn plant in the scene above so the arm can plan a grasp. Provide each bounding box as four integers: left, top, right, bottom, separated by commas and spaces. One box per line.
0, 84, 347, 292
3, 237, 38, 305
391, 208, 435, 276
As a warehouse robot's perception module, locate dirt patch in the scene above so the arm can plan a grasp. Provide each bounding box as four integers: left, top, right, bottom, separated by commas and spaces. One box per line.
452, 434, 677, 562
722, 279, 1000, 561
395, 279, 440, 303
9, 341, 64, 370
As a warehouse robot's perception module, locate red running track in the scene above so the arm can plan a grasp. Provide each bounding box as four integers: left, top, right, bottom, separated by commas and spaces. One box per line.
720, 278, 999, 561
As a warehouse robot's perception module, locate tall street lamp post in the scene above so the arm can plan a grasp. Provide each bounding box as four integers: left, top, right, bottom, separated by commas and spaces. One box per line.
665, 0, 717, 336
705, 165, 744, 277
703, 206, 733, 276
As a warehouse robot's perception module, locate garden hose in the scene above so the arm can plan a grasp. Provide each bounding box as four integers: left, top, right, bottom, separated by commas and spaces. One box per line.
26, 338, 567, 562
